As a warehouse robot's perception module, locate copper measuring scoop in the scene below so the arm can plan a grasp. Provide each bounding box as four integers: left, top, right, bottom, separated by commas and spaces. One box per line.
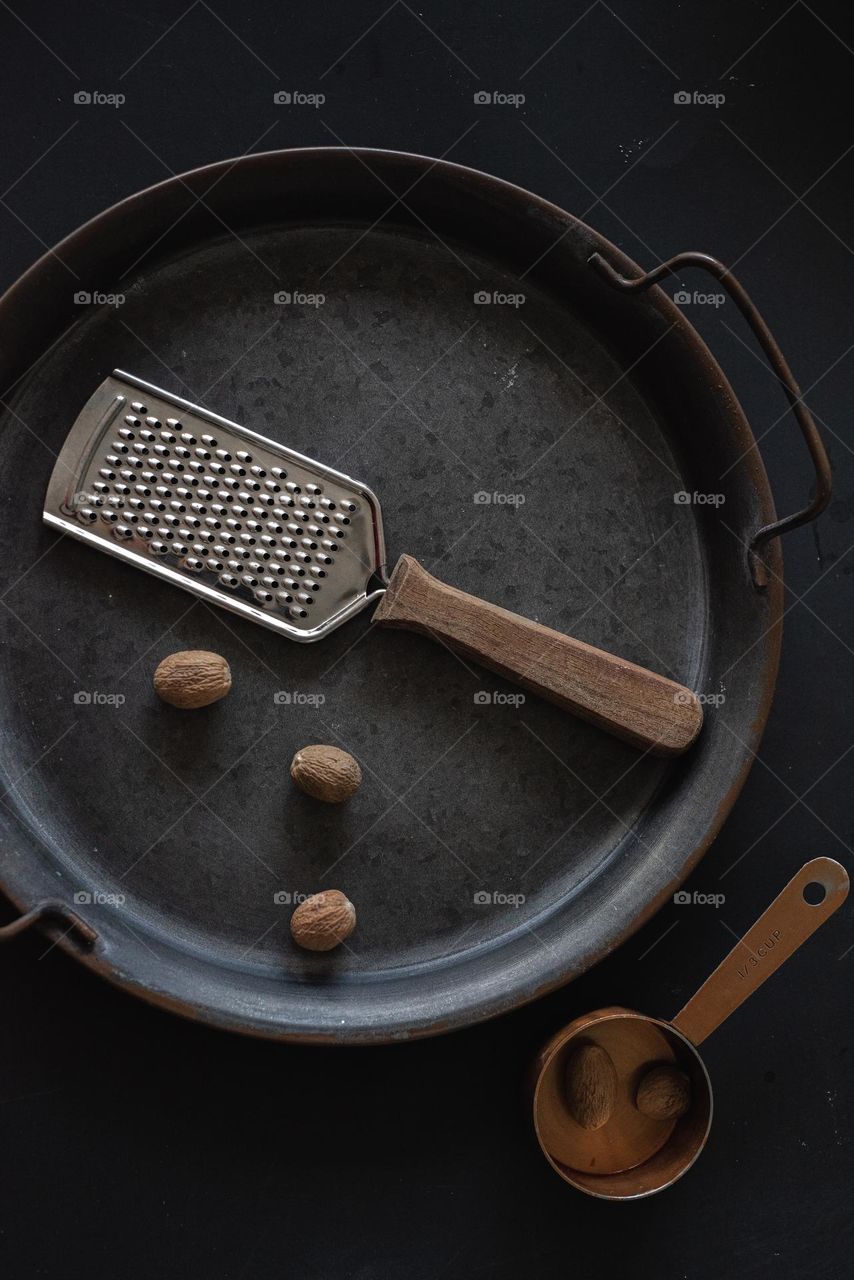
531, 858, 849, 1199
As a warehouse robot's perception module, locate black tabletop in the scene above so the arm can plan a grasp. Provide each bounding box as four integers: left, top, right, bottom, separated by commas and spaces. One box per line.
1, 2, 852, 1277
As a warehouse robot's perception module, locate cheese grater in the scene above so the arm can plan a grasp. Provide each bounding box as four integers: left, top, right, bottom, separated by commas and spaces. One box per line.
44, 370, 703, 756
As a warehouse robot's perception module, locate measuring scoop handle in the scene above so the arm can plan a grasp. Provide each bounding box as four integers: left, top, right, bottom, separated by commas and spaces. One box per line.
373, 555, 703, 756
672, 858, 850, 1047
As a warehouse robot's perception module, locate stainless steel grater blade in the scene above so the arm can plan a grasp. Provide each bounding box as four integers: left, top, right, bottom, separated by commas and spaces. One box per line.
44, 371, 388, 642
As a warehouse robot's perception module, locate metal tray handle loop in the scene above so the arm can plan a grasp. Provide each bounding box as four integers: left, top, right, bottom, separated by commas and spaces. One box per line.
0, 899, 98, 951
590, 251, 832, 587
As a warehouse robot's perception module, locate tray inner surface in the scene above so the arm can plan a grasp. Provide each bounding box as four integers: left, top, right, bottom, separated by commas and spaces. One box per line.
0, 223, 704, 976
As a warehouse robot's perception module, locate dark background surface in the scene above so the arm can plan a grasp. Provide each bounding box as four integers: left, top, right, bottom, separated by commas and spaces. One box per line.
0, 2, 852, 1277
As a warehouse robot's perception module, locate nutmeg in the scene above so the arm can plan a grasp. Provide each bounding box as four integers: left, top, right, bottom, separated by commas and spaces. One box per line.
565, 1042, 618, 1131
153, 650, 231, 708
290, 744, 362, 803
635, 1064, 691, 1121
290, 890, 356, 952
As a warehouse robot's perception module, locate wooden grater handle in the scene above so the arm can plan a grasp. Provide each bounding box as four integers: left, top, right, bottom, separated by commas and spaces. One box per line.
373, 555, 703, 756
672, 858, 849, 1046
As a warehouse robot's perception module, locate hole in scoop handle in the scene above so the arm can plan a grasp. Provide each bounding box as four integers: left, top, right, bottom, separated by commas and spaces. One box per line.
373, 555, 703, 756
671, 858, 849, 1047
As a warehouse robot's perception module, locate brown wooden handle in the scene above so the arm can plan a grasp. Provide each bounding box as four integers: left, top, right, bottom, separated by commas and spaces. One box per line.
671, 858, 849, 1047
373, 555, 703, 756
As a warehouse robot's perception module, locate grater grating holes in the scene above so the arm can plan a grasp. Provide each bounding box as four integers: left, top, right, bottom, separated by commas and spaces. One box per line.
75, 401, 360, 627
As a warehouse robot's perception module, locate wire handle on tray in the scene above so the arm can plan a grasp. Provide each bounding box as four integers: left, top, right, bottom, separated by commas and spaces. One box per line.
590, 251, 832, 588
0, 899, 97, 950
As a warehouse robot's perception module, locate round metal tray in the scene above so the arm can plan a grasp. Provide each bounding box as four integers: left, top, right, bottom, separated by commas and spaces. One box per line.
0, 148, 829, 1042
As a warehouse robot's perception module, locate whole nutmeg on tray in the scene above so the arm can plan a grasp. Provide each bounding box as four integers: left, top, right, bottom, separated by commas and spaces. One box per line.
564, 1042, 618, 1131
635, 1064, 692, 1121
290, 744, 362, 803
290, 890, 356, 952
153, 650, 231, 709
